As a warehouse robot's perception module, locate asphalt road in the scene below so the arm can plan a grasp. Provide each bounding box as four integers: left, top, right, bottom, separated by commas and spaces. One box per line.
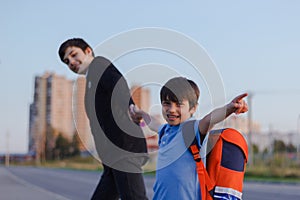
1, 166, 300, 200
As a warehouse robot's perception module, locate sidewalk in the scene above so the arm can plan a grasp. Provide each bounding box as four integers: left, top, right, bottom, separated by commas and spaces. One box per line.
0, 167, 69, 200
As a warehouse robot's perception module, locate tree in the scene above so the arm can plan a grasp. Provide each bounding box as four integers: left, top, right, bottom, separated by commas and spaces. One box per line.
54, 133, 70, 160
252, 144, 259, 154
70, 133, 81, 157
273, 140, 286, 153
45, 126, 56, 160
286, 143, 296, 153
53, 133, 81, 160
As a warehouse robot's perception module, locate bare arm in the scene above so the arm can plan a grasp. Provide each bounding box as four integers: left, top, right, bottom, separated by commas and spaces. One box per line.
198, 93, 248, 135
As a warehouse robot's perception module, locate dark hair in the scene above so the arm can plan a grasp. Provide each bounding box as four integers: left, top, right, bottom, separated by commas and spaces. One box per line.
160, 77, 200, 109
58, 38, 94, 62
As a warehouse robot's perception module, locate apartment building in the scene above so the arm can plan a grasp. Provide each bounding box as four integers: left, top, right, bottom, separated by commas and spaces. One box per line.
29, 72, 74, 160
72, 76, 95, 153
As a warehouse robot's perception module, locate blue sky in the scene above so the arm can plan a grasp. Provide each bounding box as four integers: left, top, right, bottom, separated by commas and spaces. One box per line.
1, 0, 300, 153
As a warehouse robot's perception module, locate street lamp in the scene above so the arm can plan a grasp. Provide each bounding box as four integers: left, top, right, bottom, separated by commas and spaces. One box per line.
247, 92, 253, 166
297, 114, 300, 136
5, 131, 10, 167
297, 115, 300, 161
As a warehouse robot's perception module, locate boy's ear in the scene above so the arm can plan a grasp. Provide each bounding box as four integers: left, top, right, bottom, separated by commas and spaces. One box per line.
85, 47, 93, 55
190, 103, 198, 114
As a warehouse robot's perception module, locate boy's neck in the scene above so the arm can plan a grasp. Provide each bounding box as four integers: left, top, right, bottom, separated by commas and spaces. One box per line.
83, 57, 95, 76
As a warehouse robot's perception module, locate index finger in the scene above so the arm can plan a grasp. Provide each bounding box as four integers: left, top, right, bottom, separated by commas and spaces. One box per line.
235, 93, 248, 101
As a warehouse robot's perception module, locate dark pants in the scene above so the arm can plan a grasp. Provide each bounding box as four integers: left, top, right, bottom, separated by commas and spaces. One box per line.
91, 164, 148, 200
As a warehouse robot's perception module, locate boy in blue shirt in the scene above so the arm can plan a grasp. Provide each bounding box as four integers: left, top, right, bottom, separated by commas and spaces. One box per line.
130, 77, 248, 200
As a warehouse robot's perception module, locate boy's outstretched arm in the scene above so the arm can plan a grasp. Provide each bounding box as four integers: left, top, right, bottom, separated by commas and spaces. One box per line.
129, 104, 162, 132
198, 93, 248, 135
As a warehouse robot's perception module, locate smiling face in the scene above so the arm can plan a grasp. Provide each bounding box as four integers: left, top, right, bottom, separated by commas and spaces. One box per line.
162, 99, 197, 126
63, 46, 94, 74
160, 77, 200, 126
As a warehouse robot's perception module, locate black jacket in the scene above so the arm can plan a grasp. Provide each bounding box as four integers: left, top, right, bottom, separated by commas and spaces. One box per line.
85, 56, 148, 167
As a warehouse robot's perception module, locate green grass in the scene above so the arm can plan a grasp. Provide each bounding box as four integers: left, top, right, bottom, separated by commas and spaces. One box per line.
5, 155, 102, 171
245, 175, 300, 184
245, 164, 300, 183
4, 155, 300, 183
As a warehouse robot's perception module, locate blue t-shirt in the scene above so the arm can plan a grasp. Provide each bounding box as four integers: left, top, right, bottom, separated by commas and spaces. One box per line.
153, 120, 202, 200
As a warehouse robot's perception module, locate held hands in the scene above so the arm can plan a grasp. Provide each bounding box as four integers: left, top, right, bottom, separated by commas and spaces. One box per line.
129, 104, 144, 124
129, 104, 162, 132
129, 104, 152, 125
228, 93, 248, 114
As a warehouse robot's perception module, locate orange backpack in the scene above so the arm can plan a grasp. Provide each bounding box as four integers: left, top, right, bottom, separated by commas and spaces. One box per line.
182, 120, 248, 200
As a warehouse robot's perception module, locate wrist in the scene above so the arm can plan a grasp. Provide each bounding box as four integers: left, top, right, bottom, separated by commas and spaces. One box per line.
226, 103, 234, 115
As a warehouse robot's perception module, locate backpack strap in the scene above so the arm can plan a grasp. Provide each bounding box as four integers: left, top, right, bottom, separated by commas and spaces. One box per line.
182, 120, 214, 199
158, 124, 168, 144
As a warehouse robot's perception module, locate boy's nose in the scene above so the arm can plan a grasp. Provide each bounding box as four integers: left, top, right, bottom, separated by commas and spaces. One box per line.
68, 59, 76, 68
168, 104, 177, 112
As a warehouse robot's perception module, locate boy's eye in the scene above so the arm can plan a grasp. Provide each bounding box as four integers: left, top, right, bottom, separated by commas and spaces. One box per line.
177, 101, 184, 106
162, 101, 170, 106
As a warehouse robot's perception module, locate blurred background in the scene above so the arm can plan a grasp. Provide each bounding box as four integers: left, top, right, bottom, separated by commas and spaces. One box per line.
0, 0, 300, 179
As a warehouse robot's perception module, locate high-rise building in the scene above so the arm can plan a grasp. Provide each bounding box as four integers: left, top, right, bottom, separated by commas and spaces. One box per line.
130, 85, 151, 112
28, 103, 36, 154
29, 72, 74, 161
72, 76, 94, 153
47, 73, 74, 140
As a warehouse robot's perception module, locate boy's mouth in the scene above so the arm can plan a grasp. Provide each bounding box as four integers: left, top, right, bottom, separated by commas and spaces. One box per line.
73, 67, 79, 73
167, 114, 179, 121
